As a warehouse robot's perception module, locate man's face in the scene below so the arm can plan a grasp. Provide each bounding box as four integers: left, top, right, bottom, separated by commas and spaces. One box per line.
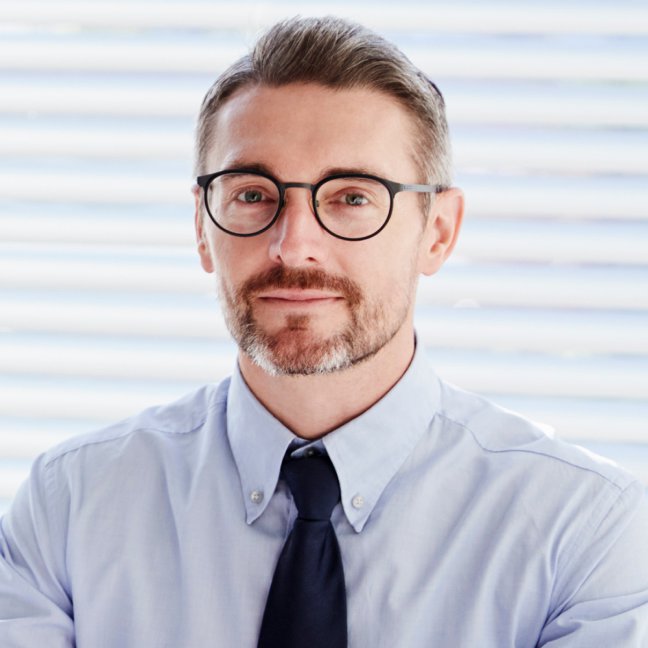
195, 83, 458, 376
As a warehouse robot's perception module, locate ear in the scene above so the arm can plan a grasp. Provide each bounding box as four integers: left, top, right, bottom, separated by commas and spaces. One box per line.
193, 184, 215, 274
418, 187, 464, 276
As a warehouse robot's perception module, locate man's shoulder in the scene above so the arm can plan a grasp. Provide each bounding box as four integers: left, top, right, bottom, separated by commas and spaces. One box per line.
40, 378, 231, 471
435, 378, 638, 494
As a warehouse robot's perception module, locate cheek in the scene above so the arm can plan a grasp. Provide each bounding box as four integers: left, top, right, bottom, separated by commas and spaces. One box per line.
358, 237, 418, 282
212, 239, 262, 290
372, 252, 421, 309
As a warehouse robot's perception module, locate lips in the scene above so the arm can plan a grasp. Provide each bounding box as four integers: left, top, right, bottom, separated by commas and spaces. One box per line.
239, 266, 363, 308
258, 289, 341, 302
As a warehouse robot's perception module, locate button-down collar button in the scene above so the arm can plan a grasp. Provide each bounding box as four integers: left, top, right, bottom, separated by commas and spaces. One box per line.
306, 448, 316, 457
250, 490, 264, 504
351, 494, 364, 509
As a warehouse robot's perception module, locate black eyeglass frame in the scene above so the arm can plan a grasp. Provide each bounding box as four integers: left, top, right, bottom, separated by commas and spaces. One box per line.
196, 169, 446, 242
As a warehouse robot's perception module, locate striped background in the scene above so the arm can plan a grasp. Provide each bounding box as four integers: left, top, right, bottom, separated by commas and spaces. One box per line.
1, 1, 647, 512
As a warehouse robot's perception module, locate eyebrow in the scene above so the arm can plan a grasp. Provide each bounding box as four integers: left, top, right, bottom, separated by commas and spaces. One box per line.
220, 160, 386, 182
221, 160, 275, 176
320, 166, 383, 178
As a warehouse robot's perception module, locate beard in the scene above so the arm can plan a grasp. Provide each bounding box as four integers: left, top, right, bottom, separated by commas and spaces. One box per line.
219, 265, 412, 376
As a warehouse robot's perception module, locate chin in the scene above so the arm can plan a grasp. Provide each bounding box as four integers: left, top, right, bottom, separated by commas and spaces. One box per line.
245, 323, 396, 377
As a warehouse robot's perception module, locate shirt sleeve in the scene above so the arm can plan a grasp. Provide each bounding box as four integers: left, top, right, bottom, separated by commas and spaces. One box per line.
0, 454, 75, 647
538, 480, 648, 647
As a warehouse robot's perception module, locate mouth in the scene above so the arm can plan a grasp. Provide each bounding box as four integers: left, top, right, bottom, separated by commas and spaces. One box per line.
239, 266, 362, 309
254, 289, 344, 309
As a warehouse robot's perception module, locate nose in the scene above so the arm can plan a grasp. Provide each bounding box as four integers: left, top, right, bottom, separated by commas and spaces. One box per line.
267, 186, 328, 267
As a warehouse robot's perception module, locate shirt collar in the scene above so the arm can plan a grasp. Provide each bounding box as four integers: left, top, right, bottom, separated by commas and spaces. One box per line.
226, 366, 296, 525
226, 343, 440, 532
322, 344, 440, 531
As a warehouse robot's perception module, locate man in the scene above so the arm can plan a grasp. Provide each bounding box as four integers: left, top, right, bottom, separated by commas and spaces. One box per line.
1, 16, 647, 648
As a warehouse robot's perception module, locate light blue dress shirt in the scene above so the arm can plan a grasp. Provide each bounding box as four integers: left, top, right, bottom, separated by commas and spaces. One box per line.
1, 345, 648, 647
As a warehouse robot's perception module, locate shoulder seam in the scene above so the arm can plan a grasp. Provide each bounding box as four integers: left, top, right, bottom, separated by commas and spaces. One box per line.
435, 410, 630, 493
43, 382, 228, 470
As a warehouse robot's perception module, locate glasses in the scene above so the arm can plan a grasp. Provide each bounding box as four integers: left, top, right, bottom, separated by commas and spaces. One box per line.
196, 169, 445, 241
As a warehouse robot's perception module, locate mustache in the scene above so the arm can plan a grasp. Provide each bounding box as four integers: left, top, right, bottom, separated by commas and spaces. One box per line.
239, 266, 362, 304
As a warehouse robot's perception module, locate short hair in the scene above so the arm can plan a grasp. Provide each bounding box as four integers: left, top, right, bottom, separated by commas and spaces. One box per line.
194, 16, 451, 190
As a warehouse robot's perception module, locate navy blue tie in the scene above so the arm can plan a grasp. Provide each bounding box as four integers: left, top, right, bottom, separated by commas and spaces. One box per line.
257, 453, 347, 648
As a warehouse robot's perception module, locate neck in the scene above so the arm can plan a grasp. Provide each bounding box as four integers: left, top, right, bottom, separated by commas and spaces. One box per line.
238, 326, 416, 439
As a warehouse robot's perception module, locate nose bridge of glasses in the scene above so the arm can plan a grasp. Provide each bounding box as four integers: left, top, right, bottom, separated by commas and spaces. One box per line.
272, 181, 324, 253
282, 181, 315, 190
279, 181, 318, 213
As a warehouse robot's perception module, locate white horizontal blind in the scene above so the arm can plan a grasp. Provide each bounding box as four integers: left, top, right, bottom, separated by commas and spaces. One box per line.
1, 1, 647, 511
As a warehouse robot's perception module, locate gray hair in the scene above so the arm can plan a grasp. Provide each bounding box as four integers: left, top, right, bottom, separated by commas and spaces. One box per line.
194, 16, 452, 190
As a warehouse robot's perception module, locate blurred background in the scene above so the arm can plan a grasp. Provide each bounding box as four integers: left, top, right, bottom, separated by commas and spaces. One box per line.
1, 0, 647, 513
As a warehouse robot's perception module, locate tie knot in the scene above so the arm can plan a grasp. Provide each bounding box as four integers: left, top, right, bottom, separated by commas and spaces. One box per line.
281, 453, 340, 521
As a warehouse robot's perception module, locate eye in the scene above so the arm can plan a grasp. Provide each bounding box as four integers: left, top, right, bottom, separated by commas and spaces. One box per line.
317, 177, 386, 215
344, 193, 369, 206
236, 189, 265, 203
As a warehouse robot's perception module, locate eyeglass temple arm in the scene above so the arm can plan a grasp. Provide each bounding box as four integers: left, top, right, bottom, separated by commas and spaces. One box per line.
394, 182, 445, 194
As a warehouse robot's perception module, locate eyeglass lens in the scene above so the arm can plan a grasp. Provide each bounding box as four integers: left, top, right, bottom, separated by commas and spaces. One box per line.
205, 172, 391, 239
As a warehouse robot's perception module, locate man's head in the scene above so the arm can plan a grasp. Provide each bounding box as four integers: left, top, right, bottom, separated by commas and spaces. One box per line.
194, 16, 451, 188
194, 17, 463, 378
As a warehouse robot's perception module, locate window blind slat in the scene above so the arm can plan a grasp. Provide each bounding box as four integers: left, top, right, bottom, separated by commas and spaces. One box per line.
2, 173, 648, 221
2, 37, 647, 82
1, 81, 645, 129
3, 213, 648, 266
1, 295, 647, 355
2, 335, 647, 401
4, 124, 647, 176
2, 251, 647, 310
2, 2, 648, 36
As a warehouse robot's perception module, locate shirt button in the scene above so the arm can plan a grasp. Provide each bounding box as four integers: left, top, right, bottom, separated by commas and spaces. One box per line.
306, 449, 316, 457
250, 490, 264, 504
351, 494, 364, 509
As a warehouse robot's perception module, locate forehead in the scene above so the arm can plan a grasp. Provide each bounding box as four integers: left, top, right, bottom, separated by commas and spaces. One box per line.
205, 83, 419, 179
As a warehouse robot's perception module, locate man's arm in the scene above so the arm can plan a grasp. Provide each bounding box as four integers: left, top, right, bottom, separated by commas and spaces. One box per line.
0, 455, 74, 646
538, 481, 648, 646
